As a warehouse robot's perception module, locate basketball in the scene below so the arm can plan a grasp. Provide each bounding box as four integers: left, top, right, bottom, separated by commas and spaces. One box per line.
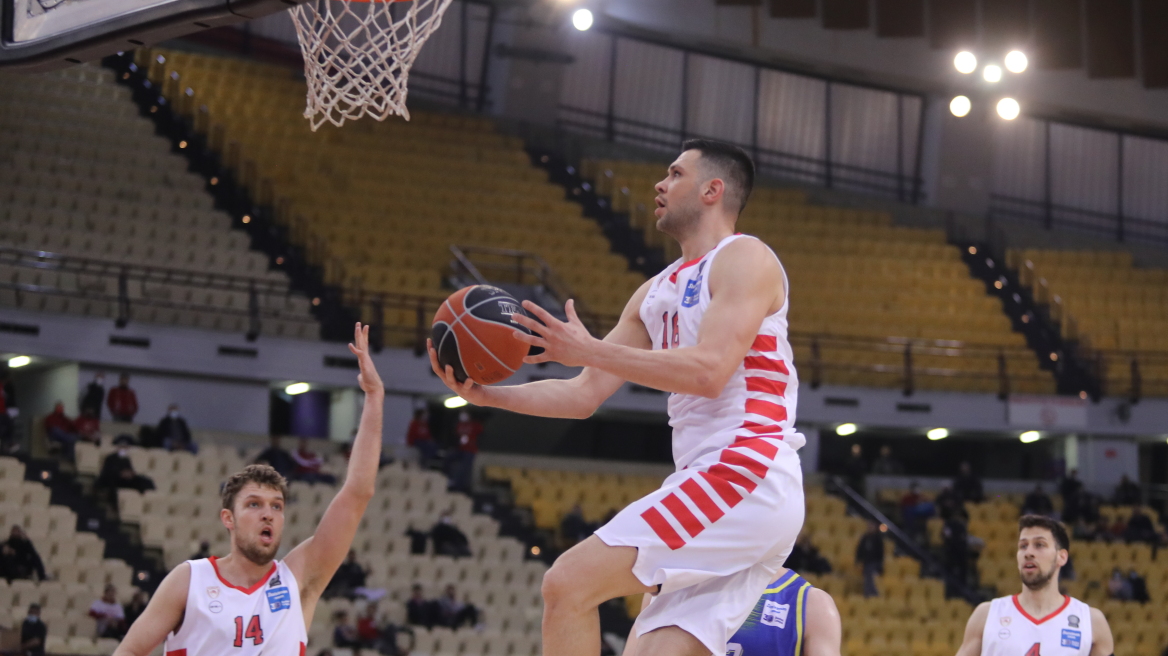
431, 285, 534, 385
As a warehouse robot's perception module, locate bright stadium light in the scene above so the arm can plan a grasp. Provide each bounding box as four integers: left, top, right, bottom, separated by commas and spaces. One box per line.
950, 96, 972, 118
285, 382, 310, 395
983, 64, 1003, 83
444, 396, 469, 409
1005, 51, 1028, 73
954, 51, 978, 74
927, 428, 950, 441
997, 97, 1021, 120
836, 423, 857, 436
572, 8, 593, 31
1020, 430, 1041, 443
7, 355, 30, 368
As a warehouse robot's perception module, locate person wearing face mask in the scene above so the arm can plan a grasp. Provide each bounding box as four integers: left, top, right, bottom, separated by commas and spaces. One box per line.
81, 373, 106, 419
98, 435, 155, 497
21, 603, 47, 656
156, 404, 197, 454
106, 373, 138, 423
447, 411, 481, 493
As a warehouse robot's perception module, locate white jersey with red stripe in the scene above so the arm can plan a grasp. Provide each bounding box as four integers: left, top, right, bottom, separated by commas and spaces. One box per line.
981, 595, 1093, 656
165, 557, 307, 656
639, 232, 805, 469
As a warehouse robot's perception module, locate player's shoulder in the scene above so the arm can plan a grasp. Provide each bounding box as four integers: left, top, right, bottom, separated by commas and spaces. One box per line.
708, 234, 781, 278
967, 600, 995, 628
717, 233, 777, 259
1086, 604, 1109, 626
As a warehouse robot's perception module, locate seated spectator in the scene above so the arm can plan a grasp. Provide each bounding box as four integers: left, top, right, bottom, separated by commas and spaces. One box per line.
1060, 469, 1084, 523
430, 512, 471, 558
1021, 484, 1054, 517
1114, 475, 1141, 506
325, 550, 368, 599
3, 526, 46, 582
72, 407, 103, 446
1129, 569, 1150, 603
255, 436, 296, 479
97, 436, 155, 495
1124, 508, 1157, 545
0, 369, 17, 454
436, 584, 478, 630
81, 373, 106, 419
190, 541, 211, 560
935, 485, 961, 521
784, 535, 832, 575
21, 603, 46, 656
106, 374, 138, 423
560, 504, 592, 545
156, 404, 197, 454
406, 409, 437, 469
332, 610, 361, 650
405, 584, 437, 628
44, 402, 80, 460
124, 590, 149, 628
870, 445, 904, 475
89, 584, 125, 638
1107, 567, 1133, 601
1088, 517, 1117, 542
953, 461, 984, 503
292, 438, 336, 485
356, 602, 382, 651
899, 482, 935, 540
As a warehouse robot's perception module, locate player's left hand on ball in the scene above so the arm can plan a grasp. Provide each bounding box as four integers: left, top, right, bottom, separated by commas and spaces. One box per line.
348, 322, 384, 396
511, 299, 595, 367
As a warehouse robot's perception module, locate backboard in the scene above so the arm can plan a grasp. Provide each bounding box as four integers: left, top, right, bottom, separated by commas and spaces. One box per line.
1, 0, 306, 71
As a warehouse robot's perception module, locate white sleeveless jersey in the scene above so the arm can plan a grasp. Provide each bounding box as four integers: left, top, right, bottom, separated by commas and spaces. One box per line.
166, 557, 307, 656
639, 233, 804, 469
982, 596, 1093, 656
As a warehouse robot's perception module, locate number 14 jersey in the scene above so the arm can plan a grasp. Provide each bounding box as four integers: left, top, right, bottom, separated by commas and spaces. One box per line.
166, 557, 307, 656
981, 595, 1093, 656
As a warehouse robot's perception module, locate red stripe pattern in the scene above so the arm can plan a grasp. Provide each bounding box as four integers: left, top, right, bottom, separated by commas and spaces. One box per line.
641, 506, 687, 550
661, 493, 704, 538
680, 479, 724, 523
744, 356, 790, 374
746, 377, 787, 397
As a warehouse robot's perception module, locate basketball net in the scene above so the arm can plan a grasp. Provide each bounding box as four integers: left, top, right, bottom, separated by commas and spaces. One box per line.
290, 0, 454, 131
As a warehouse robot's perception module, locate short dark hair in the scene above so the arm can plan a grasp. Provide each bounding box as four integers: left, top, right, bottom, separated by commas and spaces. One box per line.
1019, 514, 1069, 551
222, 464, 288, 511
681, 139, 755, 214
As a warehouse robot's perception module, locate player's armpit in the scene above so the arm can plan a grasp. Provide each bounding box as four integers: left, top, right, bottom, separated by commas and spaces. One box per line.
954, 602, 991, 656
111, 562, 190, 656
802, 588, 842, 656
1088, 607, 1114, 656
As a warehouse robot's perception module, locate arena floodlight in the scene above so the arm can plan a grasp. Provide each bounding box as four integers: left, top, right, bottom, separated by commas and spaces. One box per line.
1005, 51, 1028, 73
572, 8, 594, 31
983, 64, 1003, 83
950, 96, 972, 118
997, 97, 1021, 120
836, 423, 857, 436
1019, 430, 1040, 443
6, 355, 30, 368
927, 428, 949, 441
444, 396, 469, 409
954, 51, 977, 74
285, 382, 310, 395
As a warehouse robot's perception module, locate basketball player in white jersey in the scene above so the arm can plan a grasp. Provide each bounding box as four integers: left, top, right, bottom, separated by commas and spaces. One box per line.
429, 139, 805, 656
954, 515, 1114, 656
112, 323, 384, 656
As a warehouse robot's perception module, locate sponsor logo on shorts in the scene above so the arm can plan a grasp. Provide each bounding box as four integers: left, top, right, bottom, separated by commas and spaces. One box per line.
1068, 614, 1079, 628
761, 600, 789, 629
208, 600, 223, 614
1061, 629, 1081, 649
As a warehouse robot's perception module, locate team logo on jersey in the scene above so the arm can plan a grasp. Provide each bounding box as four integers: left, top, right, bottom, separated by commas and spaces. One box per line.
760, 600, 789, 628
681, 262, 707, 308
725, 643, 743, 656
206, 587, 220, 599
1061, 629, 1081, 649
269, 573, 281, 587
208, 600, 223, 614
266, 586, 292, 613
1068, 615, 1080, 628
1000, 616, 1011, 626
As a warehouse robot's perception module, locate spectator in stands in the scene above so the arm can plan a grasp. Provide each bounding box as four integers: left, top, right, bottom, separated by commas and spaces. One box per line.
1114, 474, 1141, 506
430, 511, 471, 558
73, 407, 102, 446
1124, 507, 1158, 545
106, 374, 138, 423
784, 535, 832, 575
190, 541, 211, 560
405, 584, 435, 628
406, 409, 437, 469
1060, 469, 1084, 523
1129, 569, 1150, 603
356, 602, 381, 652
255, 436, 296, 479
325, 550, 369, 600
842, 443, 866, 494
1021, 484, 1054, 517
436, 584, 479, 630
88, 584, 125, 638
871, 445, 904, 476
80, 373, 105, 419
97, 435, 155, 495
935, 484, 961, 521
20, 603, 46, 656
448, 411, 481, 493
4, 526, 45, 582
44, 402, 80, 461
560, 504, 592, 546
332, 610, 362, 651
0, 368, 16, 453
290, 438, 335, 484
855, 520, 884, 598
899, 482, 934, 542
953, 461, 984, 503
1107, 567, 1133, 600
124, 590, 149, 628
156, 404, 197, 454
943, 512, 971, 598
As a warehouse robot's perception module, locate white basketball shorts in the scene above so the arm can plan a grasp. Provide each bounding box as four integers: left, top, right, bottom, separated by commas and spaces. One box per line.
594, 436, 805, 655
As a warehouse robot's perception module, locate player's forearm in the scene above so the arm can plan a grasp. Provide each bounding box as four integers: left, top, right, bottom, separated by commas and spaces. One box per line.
342, 390, 383, 500
582, 340, 730, 398
476, 376, 602, 419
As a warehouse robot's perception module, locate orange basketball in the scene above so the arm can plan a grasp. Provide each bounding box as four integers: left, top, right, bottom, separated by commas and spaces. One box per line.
431, 285, 533, 385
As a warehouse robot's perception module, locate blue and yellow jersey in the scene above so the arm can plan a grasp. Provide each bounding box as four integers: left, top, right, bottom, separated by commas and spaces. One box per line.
727, 570, 813, 656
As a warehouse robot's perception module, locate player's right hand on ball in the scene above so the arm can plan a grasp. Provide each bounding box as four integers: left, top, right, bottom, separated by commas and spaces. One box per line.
427, 339, 486, 404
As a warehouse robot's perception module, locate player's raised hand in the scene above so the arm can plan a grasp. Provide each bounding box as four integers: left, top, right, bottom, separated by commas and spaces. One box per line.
427, 339, 488, 404
348, 322, 384, 397
512, 299, 595, 368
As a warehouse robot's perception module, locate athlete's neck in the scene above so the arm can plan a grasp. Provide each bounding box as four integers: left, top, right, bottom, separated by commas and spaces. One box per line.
214, 552, 274, 589
1016, 579, 1066, 618
677, 224, 736, 262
